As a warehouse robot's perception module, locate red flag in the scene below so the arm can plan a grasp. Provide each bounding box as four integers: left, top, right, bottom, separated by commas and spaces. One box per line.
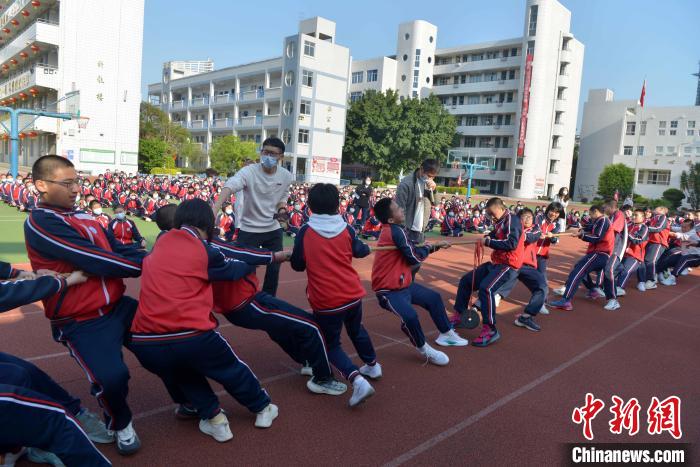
639, 80, 646, 107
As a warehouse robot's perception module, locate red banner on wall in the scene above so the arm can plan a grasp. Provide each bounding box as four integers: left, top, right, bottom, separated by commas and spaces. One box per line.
517, 53, 534, 157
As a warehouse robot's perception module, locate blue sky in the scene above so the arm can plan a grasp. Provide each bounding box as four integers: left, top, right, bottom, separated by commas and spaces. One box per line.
141, 0, 699, 130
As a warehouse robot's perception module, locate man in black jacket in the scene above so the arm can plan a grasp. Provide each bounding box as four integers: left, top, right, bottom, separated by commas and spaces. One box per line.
353, 176, 373, 229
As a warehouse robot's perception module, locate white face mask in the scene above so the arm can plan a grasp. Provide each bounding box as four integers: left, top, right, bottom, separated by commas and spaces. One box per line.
225, 208, 233, 214
93, 208, 103, 215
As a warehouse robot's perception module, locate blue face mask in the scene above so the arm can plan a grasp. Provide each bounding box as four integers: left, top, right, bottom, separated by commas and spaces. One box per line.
116, 212, 126, 220
261, 155, 277, 169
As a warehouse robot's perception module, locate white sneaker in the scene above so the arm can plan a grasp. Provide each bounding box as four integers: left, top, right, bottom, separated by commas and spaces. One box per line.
494, 294, 502, 307
553, 286, 566, 296
0, 448, 26, 467
539, 305, 550, 315
254, 403, 278, 428
435, 329, 468, 347
660, 275, 676, 286
349, 376, 375, 407
604, 299, 621, 311
116, 422, 141, 455
199, 412, 233, 442
306, 377, 347, 395
616, 287, 626, 297
592, 287, 605, 297
637, 282, 646, 292
645, 280, 657, 290
681, 268, 691, 276
419, 343, 449, 366
300, 362, 313, 376
359, 362, 383, 380
657, 273, 667, 282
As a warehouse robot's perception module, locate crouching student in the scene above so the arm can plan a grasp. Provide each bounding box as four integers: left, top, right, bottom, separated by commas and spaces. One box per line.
614, 208, 648, 293
372, 198, 467, 366
360, 211, 381, 240
129, 199, 278, 443
657, 219, 700, 285
441, 211, 464, 237
291, 183, 378, 408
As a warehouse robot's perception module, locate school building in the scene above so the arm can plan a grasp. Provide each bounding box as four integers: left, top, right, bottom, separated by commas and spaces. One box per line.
0, 0, 144, 174
575, 88, 700, 202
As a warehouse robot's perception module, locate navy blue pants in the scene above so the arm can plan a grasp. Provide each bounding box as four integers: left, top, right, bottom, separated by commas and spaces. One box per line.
496, 265, 547, 316
644, 243, 666, 279
236, 229, 283, 296
0, 384, 111, 466
313, 302, 376, 381
658, 253, 700, 276
51, 296, 138, 431
456, 262, 518, 326
562, 253, 609, 301
224, 292, 332, 378
600, 255, 621, 299
656, 248, 682, 274
615, 256, 642, 288
376, 283, 451, 348
130, 330, 270, 420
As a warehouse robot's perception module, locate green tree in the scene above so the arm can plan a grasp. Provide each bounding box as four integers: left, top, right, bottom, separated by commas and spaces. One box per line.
138, 137, 171, 173
179, 140, 207, 170
597, 163, 634, 199
209, 136, 258, 176
661, 188, 685, 210
343, 90, 456, 181
680, 163, 700, 209
139, 102, 200, 169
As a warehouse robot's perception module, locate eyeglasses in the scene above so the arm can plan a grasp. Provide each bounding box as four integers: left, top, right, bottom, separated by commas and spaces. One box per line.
261, 150, 283, 157
42, 179, 80, 189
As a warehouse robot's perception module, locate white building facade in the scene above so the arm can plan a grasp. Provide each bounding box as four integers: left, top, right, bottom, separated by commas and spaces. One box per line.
0, 0, 144, 174
149, 17, 350, 184
575, 88, 700, 201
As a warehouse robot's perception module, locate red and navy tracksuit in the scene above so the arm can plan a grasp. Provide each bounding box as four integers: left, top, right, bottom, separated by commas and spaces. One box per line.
209, 239, 333, 380
93, 213, 111, 230
495, 223, 547, 315
560, 216, 615, 301
216, 212, 235, 241
645, 214, 669, 279
441, 215, 464, 237
130, 227, 270, 420
615, 222, 648, 288
0, 263, 111, 466
372, 224, 451, 348
535, 214, 560, 289
594, 210, 627, 299
361, 216, 381, 240
287, 210, 305, 236
108, 218, 143, 247
24, 204, 145, 431
455, 211, 524, 326
290, 217, 377, 382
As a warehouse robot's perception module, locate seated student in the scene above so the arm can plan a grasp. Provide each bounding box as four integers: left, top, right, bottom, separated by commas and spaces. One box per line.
372, 198, 467, 366
216, 202, 235, 241
360, 211, 381, 240
124, 193, 144, 218
454, 197, 525, 347
567, 211, 581, 229
658, 219, 700, 285
549, 205, 615, 311
109, 206, 146, 249
291, 183, 378, 407
142, 192, 160, 221
88, 199, 111, 230
426, 205, 441, 232
154, 204, 177, 241
342, 206, 356, 229
130, 199, 277, 443
0, 265, 113, 467
440, 211, 464, 237
614, 208, 649, 293
286, 203, 305, 237
464, 208, 485, 233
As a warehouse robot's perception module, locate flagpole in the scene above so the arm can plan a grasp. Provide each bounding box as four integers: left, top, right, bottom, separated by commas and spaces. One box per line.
631, 79, 646, 202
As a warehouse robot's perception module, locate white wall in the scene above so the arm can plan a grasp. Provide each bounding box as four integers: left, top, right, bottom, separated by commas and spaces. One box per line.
395, 20, 437, 99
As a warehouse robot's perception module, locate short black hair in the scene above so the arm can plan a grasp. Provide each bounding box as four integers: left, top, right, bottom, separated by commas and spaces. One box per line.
307, 183, 339, 215
604, 199, 618, 209
114, 205, 126, 211
175, 199, 215, 239
421, 159, 439, 174
89, 199, 101, 209
590, 204, 604, 214
621, 204, 633, 211
633, 207, 646, 215
262, 137, 285, 154
546, 202, 565, 218
374, 197, 393, 224
155, 204, 177, 231
32, 155, 74, 181
486, 197, 506, 209
518, 207, 534, 218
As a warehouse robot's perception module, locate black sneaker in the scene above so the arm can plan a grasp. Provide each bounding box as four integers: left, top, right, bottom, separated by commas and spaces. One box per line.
174, 404, 199, 420
514, 314, 541, 332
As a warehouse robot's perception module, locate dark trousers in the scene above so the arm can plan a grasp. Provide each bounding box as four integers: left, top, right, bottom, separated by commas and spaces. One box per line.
130, 330, 270, 420
537, 256, 550, 296
656, 248, 683, 274
497, 265, 547, 315
456, 262, 517, 326
312, 302, 376, 381
615, 256, 642, 288
236, 228, 284, 296
597, 255, 621, 299
658, 253, 700, 276
0, 352, 81, 416
224, 292, 332, 378
355, 206, 370, 229
644, 243, 666, 280
51, 296, 137, 431
562, 253, 609, 301
0, 384, 111, 466
377, 283, 451, 348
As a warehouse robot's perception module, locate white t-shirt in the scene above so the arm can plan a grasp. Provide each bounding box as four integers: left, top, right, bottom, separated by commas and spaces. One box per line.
411, 178, 425, 232
224, 164, 293, 233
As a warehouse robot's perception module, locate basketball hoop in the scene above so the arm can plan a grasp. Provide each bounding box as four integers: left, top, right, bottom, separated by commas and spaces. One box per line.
77, 116, 89, 129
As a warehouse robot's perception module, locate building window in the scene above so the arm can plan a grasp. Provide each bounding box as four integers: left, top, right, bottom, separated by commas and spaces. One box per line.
302, 70, 313, 87
688, 120, 696, 128
552, 136, 560, 149
667, 146, 675, 154
684, 146, 693, 156
514, 169, 523, 189
626, 122, 636, 135
468, 74, 482, 83
555, 111, 563, 124
465, 115, 478, 126
507, 91, 514, 102
503, 136, 510, 148
281, 129, 291, 145
637, 146, 644, 156
286, 41, 296, 58
687, 130, 694, 136
549, 159, 558, 174
659, 121, 666, 128
478, 136, 492, 148
484, 94, 494, 104
367, 69, 378, 82
670, 129, 677, 136
298, 129, 309, 144
658, 129, 666, 136
467, 95, 479, 105
557, 87, 566, 100
464, 136, 476, 147
655, 146, 664, 154
623, 146, 633, 155
670, 120, 678, 128
640, 170, 670, 185
412, 91, 418, 98
485, 72, 497, 82
303, 40, 315, 57
300, 99, 311, 115
350, 92, 362, 103
527, 40, 535, 55
528, 5, 538, 36
283, 100, 293, 115
414, 49, 421, 68
284, 71, 295, 86
471, 53, 483, 62
351, 71, 363, 84
640, 121, 646, 135
504, 115, 512, 125
412, 69, 419, 88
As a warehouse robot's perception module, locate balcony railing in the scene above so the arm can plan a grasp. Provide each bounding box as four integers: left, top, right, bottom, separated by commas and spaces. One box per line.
213, 94, 235, 105
238, 89, 265, 101
0, 63, 59, 100
171, 100, 185, 110
0, 20, 59, 68
189, 119, 208, 129
190, 97, 209, 107
211, 118, 233, 128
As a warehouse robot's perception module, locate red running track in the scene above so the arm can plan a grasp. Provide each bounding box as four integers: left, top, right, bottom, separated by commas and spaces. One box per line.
2, 236, 698, 466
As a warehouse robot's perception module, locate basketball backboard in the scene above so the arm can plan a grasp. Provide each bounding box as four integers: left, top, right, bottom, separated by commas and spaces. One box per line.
447, 149, 497, 171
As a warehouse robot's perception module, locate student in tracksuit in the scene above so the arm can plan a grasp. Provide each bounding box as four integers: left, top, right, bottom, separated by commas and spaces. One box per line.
658, 219, 700, 285
455, 197, 525, 347
290, 183, 378, 408
592, 200, 628, 310
614, 208, 648, 293
534, 202, 563, 309
23, 155, 146, 455
130, 199, 277, 444
371, 198, 467, 366
0, 264, 112, 467
549, 205, 615, 311
644, 206, 670, 289
109, 206, 146, 249
208, 238, 348, 397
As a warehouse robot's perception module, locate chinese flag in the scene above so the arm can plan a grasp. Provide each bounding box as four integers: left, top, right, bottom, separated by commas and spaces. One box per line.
639, 80, 646, 107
